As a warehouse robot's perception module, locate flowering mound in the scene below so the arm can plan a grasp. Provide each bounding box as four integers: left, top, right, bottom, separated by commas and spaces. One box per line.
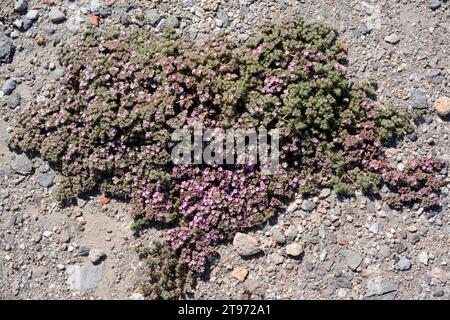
8, 18, 444, 298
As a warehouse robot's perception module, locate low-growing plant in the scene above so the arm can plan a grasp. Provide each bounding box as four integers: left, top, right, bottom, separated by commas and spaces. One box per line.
8, 18, 445, 298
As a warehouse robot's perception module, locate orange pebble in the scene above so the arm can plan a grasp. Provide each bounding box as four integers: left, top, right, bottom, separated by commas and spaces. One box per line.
90, 15, 100, 27
98, 196, 110, 205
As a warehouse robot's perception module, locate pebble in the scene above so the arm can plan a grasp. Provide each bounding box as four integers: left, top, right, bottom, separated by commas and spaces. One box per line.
14, 0, 28, 12
365, 281, 398, 300
90, 0, 102, 13
341, 249, 363, 271
166, 16, 180, 28
285, 243, 303, 257
26, 10, 39, 21
6, 93, 21, 109
231, 266, 249, 282
429, 0, 442, 10
384, 33, 400, 44
233, 233, 262, 256
130, 293, 145, 300
369, 223, 380, 234
2, 79, 16, 95
37, 173, 55, 188
66, 263, 104, 290
43, 230, 53, 238
0, 35, 15, 64
271, 228, 286, 245
269, 252, 284, 265
397, 258, 412, 271
434, 96, 450, 118
411, 89, 428, 109
89, 249, 107, 264
12, 154, 33, 175
418, 252, 428, 266
301, 200, 316, 212
58, 229, 70, 243
48, 8, 67, 23
145, 9, 161, 27
78, 246, 90, 257
51, 68, 65, 80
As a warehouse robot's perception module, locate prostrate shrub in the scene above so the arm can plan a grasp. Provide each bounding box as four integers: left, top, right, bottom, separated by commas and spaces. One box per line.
8, 18, 445, 298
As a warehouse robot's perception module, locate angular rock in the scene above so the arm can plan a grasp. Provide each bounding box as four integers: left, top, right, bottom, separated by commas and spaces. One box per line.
166, 15, 180, 28
411, 89, 428, 109
58, 229, 70, 243
429, 0, 442, 10
365, 281, 398, 300
269, 252, 284, 265
6, 93, 21, 109
12, 154, 33, 175
271, 228, 286, 245
145, 9, 161, 26
26, 10, 39, 21
233, 233, 262, 256
66, 263, 104, 290
78, 246, 90, 257
301, 200, 316, 212
48, 8, 66, 23
0, 35, 15, 64
89, 249, 106, 264
14, 0, 28, 12
341, 249, 363, 271
418, 251, 428, 266
434, 96, 450, 117
231, 266, 248, 282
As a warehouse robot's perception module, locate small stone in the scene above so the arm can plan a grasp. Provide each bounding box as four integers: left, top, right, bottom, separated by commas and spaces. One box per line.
66, 263, 104, 290
409, 234, 420, 245
48, 8, 66, 23
43, 230, 53, 238
429, 0, 442, 10
418, 252, 428, 266
13, 19, 23, 30
397, 258, 412, 271
369, 223, 380, 234
301, 200, 316, 212
411, 89, 428, 109
434, 96, 450, 118
269, 252, 284, 265
341, 249, 363, 271
78, 246, 90, 256
37, 173, 55, 188
56, 264, 65, 271
90, 0, 102, 13
58, 229, 70, 243
0, 35, 15, 64
155, 18, 166, 32
271, 228, 286, 245
2, 79, 16, 95
384, 33, 400, 44
130, 293, 145, 300
89, 249, 106, 264
6, 93, 21, 109
51, 68, 65, 80
166, 15, 180, 28
365, 281, 398, 300
231, 266, 248, 282
145, 9, 161, 26
379, 245, 391, 258
361, 23, 372, 35
14, 0, 28, 12
286, 243, 303, 257
319, 188, 331, 198
12, 154, 33, 175
26, 10, 39, 21
233, 233, 262, 257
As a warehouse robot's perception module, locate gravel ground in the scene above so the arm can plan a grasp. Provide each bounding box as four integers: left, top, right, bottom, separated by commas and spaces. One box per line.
0, 0, 449, 300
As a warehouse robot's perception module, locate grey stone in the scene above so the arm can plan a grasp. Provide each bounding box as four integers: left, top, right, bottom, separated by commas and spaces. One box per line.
51, 68, 65, 80
89, 249, 107, 264
155, 18, 166, 32
409, 234, 420, 245
12, 154, 33, 175
271, 228, 286, 245
418, 251, 428, 266
66, 263, 104, 290
233, 233, 262, 256
323, 260, 334, 272
341, 249, 363, 271
166, 15, 180, 28
286, 243, 303, 257
269, 252, 284, 265
13, 19, 23, 30
59, 229, 70, 243
365, 281, 398, 300
48, 8, 66, 23
78, 246, 90, 256
369, 223, 380, 234
2, 79, 16, 95
336, 277, 352, 289
26, 10, 39, 21
397, 258, 412, 271
14, 0, 28, 12
6, 93, 21, 109
361, 23, 372, 35
430, 0, 442, 10
411, 89, 428, 109
379, 245, 391, 258
301, 200, 316, 212
22, 19, 34, 31
0, 35, 15, 64
145, 9, 161, 26
90, 0, 102, 13
384, 33, 400, 44
37, 173, 55, 188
